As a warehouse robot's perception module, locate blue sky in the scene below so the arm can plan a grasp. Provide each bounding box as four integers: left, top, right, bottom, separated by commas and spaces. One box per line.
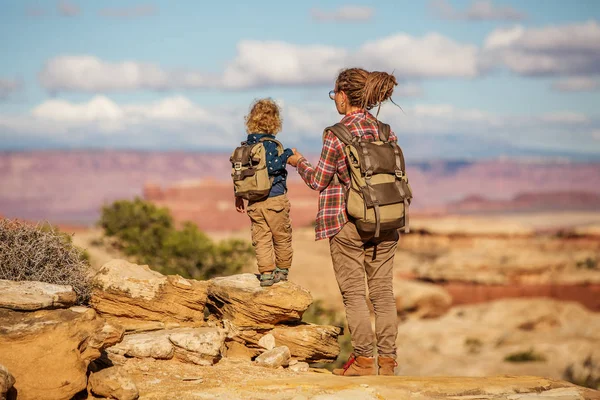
1, 0, 599, 159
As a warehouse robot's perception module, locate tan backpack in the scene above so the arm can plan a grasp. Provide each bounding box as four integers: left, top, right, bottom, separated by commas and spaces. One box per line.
326, 121, 413, 237
230, 138, 284, 202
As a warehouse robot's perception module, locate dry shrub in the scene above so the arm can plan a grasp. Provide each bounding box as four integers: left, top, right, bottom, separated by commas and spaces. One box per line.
0, 218, 92, 304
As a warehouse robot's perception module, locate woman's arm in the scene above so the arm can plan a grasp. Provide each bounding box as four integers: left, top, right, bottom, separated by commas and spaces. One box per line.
293, 131, 343, 192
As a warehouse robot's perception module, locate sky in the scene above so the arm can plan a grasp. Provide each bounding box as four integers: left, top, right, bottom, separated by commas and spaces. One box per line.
0, 0, 599, 159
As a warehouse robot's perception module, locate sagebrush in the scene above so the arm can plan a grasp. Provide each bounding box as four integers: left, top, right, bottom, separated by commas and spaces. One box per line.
0, 219, 92, 304
99, 198, 253, 279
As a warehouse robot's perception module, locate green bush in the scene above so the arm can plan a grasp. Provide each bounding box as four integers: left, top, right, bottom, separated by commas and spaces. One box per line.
0, 219, 92, 304
99, 198, 173, 266
576, 257, 598, 270
99, 198, 252, 280
504, 348, 547, 363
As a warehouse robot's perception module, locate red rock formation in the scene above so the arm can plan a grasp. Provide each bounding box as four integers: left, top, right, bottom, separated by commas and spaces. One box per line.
144, 180, 319, 232
443, 282, 600, 312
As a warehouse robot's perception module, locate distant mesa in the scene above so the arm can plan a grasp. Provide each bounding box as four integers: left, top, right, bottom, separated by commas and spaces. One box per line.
447, 191, 600, 214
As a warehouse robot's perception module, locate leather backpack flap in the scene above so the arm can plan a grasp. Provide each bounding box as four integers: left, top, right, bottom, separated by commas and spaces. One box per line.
357, 141, 398, 174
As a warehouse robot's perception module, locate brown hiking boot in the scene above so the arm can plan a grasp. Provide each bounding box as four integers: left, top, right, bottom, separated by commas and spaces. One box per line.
377, 356, 397, 376
332, 354, 375, 376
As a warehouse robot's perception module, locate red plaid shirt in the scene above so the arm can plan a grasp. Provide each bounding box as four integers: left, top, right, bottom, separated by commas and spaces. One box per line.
297, 110, 398, 240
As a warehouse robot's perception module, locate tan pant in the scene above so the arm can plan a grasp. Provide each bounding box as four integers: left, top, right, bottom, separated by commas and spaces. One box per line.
247, 194, 293, 273
329, 221, 399, 358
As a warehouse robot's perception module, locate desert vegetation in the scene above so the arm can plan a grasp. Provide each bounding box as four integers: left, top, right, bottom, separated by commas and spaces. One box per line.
98, 198, 253, 279
0, 218, 92, 304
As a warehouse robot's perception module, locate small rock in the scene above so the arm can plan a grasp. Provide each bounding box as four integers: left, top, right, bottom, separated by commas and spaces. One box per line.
289, 359, 299, 366
181, 377, 203, 382
289, 362, 310, 373
258, 333, 276, 350
0, 363, 16, 400
224, 341, 261, 361
255, 346, 291, 368
89, 366, 139, 400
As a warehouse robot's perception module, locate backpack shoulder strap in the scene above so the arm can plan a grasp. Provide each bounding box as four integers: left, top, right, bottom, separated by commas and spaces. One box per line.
259, 137, 284, 155
324, 123, 353, 146
377, 121, 392, 142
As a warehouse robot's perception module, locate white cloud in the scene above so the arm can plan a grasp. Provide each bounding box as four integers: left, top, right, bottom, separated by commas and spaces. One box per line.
58, 0, 80, 17
430, 0, 526, 21
356, 33, 479, 78
221, 41, 346, 88
0, 79, 22, 100
40, 33, 479, 93
310, 6, 374, 22
39, 56, 215, 93
483, 21, 600, 76
551, 77, 599, 92
99, 5, 157, 18
4, 96, 598, 156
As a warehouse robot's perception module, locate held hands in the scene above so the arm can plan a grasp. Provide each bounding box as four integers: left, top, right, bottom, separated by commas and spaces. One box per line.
235, 196, 246, 213
287, 148, 304, 167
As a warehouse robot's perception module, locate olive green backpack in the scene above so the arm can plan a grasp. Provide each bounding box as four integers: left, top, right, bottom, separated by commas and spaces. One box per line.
326, 121, 413, 237
230, 138, 283, 202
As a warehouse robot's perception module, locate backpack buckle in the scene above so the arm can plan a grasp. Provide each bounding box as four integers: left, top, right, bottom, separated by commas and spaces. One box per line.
364, 170, 373, 179
234, 162, 242, 171
395, 170, 404, 178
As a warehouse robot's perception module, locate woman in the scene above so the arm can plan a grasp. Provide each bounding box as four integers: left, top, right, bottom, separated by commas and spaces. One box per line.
287, 68, 400, 376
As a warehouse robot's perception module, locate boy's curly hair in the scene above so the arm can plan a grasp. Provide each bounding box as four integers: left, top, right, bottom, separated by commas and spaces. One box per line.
245, 98, 282, 135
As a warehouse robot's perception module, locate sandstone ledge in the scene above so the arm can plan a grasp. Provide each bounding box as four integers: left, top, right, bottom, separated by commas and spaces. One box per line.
116, 357, 600, 400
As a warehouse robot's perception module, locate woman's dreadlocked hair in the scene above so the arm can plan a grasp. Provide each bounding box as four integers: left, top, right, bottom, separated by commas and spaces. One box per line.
335, 68, 398, 113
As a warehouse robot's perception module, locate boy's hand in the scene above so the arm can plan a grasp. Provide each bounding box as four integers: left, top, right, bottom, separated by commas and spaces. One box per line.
287, 149, 304, 167
235, 197, 246, 213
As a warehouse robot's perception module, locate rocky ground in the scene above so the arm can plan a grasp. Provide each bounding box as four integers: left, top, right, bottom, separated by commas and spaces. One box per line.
108, 358, 600, 400
2, 265, 599, 400
20, 212, 591, 399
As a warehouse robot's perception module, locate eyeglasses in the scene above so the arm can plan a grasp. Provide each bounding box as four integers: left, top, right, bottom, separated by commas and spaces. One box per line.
329, 90, 336, 100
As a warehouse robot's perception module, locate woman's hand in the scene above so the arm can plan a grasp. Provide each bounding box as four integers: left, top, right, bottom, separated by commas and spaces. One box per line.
235, 196, 246, 213
287, 148, 304, 167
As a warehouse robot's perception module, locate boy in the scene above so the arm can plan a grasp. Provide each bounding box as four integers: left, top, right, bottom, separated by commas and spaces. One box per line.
234, 99, 294, 286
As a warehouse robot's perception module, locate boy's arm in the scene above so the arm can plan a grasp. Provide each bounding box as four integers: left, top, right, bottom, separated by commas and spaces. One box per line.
265, 141, 293, 174
235, 196, 245, 213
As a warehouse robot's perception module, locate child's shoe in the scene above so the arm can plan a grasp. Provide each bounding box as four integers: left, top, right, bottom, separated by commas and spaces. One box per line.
273, 267, 289, 283
259, 271, 276, 287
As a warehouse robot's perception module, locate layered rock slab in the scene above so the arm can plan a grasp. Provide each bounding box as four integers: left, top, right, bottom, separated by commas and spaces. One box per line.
107, 327, 226, 366
206, 274, 313, 329
238, 323, 342, 363
90, 259, 208, 332
0, 279, 76, 311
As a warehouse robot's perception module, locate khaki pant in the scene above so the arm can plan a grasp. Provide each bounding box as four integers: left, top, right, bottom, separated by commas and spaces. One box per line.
329, 221, 399, 357
247, 194, 293, 273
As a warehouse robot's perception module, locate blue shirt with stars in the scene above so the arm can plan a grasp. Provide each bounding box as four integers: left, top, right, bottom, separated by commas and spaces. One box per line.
246, 133, 294, 198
